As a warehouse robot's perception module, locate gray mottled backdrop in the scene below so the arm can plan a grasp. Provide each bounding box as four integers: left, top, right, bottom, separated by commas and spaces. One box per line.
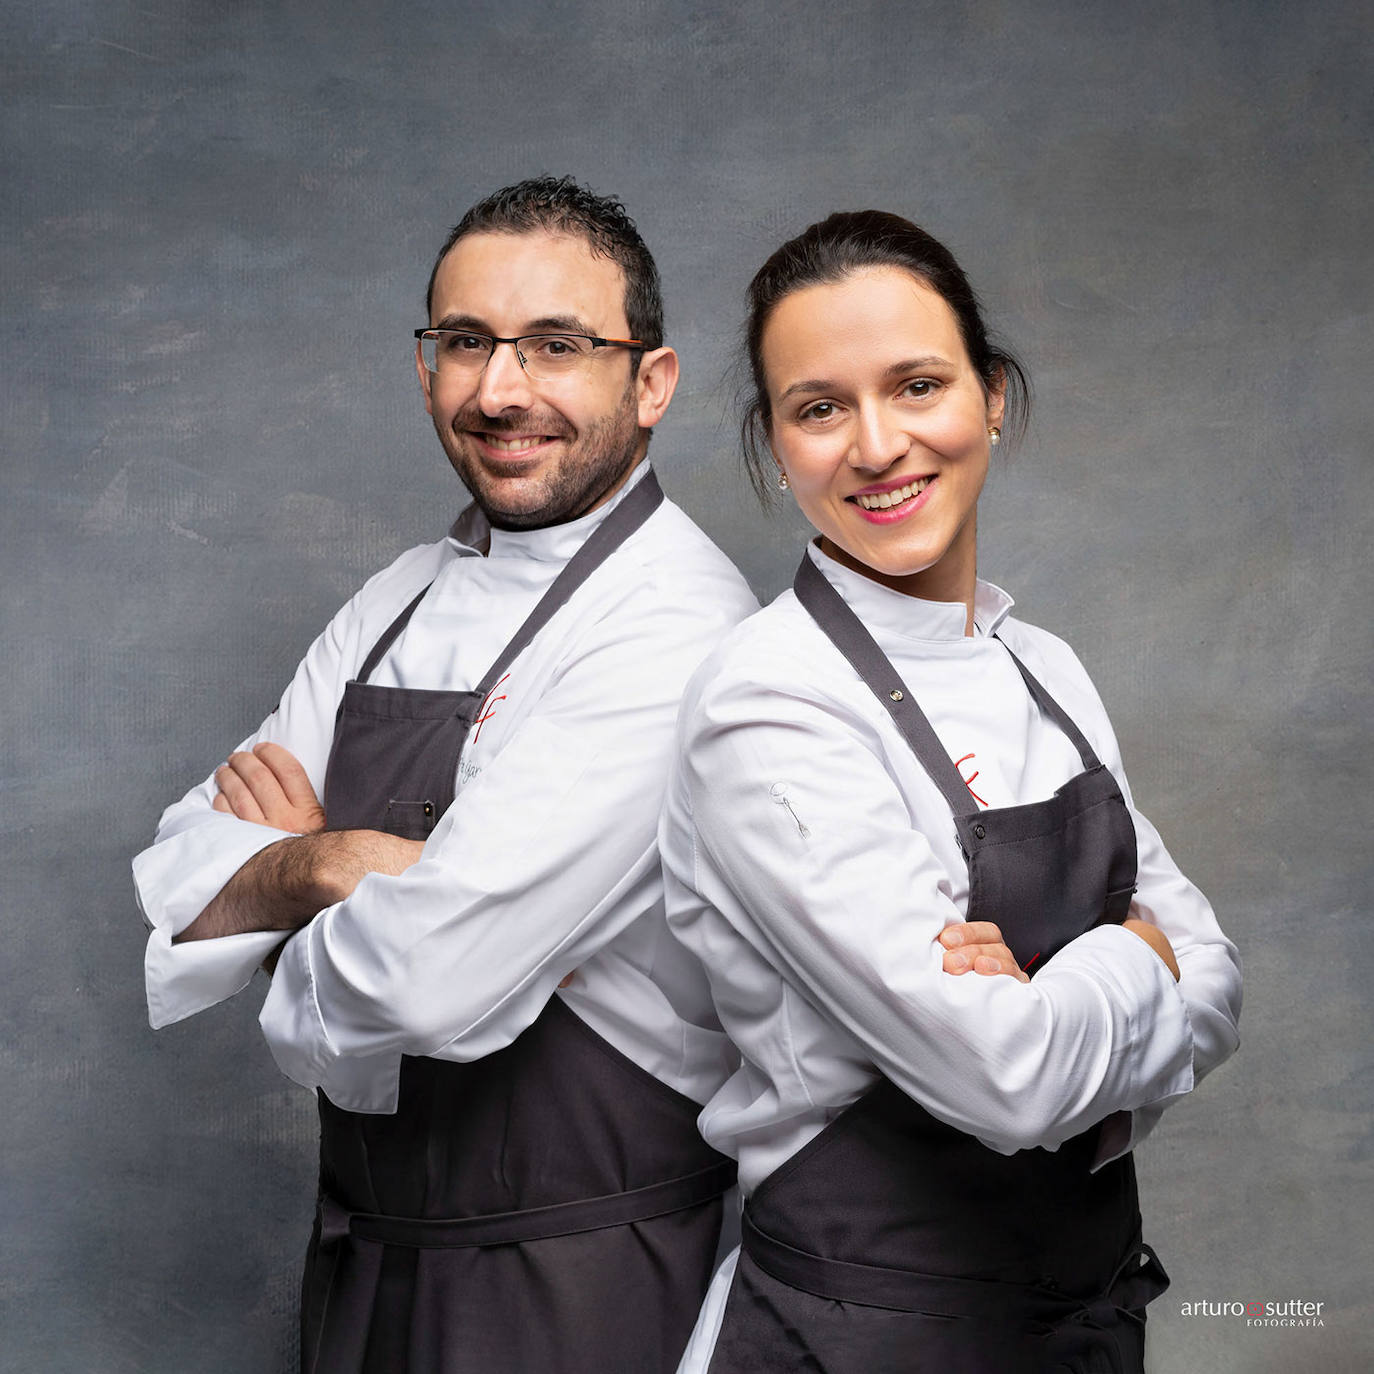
3, 1, 1369, 1369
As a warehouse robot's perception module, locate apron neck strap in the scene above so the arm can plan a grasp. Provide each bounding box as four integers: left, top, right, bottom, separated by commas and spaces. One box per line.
471, 468, 664, 699
355, 469, 665, 692
793, 553, 975, 816
995, 643, 1103, 773
792, 553, 1104, 812
357, 583, 432, 685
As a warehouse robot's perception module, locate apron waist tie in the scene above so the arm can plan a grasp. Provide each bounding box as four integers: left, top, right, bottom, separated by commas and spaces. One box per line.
742, 1209, 1169, 1327
320, 1159, 736, 1250
742, 1209, 1034, 1319
1037, 1240, 1170, 1372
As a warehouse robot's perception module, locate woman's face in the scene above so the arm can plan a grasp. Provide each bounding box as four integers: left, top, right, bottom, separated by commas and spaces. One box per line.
762, 267, 1003, 605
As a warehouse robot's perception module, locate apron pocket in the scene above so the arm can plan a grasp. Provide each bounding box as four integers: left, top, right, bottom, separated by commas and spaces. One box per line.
383, 798, 437, 839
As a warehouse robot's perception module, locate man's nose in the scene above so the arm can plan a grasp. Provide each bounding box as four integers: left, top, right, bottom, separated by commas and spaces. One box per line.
476, 340, 534, 413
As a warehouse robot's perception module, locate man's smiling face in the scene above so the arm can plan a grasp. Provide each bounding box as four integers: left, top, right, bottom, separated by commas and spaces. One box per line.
418, 228, 652, 530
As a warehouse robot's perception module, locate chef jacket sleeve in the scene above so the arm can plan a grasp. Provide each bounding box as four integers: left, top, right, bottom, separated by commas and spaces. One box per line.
259, 575, 751, 1112
677, 665, 1201, 1156
133, 550, 439, 1029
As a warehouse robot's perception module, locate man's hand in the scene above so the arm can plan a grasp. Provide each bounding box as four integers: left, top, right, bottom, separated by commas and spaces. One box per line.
212, 742, 327, 834
1122, 918, 1180, 981
174, 828, 425, 944
938, 922, 1031, 983
180, 740, 423, 945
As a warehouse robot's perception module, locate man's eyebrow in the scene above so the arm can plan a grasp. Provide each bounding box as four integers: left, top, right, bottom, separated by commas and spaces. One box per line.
525, 314, 594, 334
776, 356, 954, 404
432, 313, 489, 332
430, 313, 595, 335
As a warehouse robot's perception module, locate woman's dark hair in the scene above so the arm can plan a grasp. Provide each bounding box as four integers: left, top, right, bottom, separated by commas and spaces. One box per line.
740, 210, 1030, 501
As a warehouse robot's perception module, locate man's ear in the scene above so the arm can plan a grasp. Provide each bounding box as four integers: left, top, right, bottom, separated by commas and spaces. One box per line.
415, 343, 435, 417
634, 346, 680, 429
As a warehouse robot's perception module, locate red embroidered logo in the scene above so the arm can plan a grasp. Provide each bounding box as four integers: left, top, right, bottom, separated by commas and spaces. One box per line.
473, 673, 510, 743
955, 753, 987, 807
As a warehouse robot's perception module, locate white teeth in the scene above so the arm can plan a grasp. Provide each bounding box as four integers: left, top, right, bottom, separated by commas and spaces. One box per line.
486, 435, 546, 452
856, 477, 931, 510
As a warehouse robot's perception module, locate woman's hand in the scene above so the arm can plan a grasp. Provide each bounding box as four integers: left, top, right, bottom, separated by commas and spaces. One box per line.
938, 922, 1030, 983
940, 918, 1181, 983
212, 742, 327, 834
1122, 918, 1180, 981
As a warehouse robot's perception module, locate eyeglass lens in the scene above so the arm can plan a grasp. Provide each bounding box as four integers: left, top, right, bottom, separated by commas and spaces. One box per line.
421, 332, 598, 381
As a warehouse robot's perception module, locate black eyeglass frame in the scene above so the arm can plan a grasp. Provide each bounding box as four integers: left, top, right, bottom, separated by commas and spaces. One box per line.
413, 328, 645, 375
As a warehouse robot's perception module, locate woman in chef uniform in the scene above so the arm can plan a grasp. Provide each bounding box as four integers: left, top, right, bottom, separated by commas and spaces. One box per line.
661, 211, 1242, 1373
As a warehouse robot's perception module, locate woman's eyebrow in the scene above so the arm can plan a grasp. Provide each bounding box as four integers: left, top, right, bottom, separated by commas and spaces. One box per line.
777, 378, 837, 403
884, 355, 952, 376
777, 356, 954, 403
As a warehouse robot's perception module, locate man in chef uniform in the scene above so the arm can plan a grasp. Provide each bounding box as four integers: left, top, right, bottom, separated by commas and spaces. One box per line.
133, 175, 757, 1373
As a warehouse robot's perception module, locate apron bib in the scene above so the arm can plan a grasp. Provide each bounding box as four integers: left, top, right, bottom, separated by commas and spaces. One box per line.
297, 473, 736, 1373
707, 555, 1168, 1374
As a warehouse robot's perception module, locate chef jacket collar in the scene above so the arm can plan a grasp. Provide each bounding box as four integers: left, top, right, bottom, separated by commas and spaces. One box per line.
806, 541, 1015, 642
446, 460, 653, 563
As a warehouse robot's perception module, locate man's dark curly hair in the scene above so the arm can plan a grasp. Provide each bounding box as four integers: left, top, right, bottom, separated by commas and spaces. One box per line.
425, 175, 663, 358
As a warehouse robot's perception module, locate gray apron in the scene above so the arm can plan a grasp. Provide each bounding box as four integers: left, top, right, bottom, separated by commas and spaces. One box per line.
707, 554, 1169, 1374
298, 472, 736, 1373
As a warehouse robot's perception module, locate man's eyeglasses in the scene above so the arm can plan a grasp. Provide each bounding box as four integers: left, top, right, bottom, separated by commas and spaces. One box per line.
415, 329, 643, 383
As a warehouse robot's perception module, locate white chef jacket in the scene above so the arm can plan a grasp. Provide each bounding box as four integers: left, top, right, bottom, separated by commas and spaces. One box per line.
664, 544, 1242, 1371
134, 462, 759, 1113
662, 542, 1242, 1181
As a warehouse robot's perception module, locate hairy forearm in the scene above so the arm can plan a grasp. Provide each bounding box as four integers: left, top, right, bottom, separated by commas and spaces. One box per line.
173, 830, 423, 944
173, 835, 336, 942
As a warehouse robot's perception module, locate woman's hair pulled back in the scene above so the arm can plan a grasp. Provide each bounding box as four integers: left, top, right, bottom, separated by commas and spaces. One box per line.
740, 210, 1030, 501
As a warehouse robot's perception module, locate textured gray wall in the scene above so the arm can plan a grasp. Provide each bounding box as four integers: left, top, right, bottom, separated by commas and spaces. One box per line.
3, 1, 1369, 1369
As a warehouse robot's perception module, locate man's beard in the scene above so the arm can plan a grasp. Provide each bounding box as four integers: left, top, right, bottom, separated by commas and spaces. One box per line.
439, 383, 644, 532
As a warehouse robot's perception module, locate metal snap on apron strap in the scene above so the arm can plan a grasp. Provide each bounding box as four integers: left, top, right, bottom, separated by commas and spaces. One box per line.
793, 553, 974, 816
705, 554, 1155, 1373
791, 549, 1137, 971
304, 470, 733, 1373
321, 1159, 737, 1250
325, 470, 666, 834
792, 553, 1105, 806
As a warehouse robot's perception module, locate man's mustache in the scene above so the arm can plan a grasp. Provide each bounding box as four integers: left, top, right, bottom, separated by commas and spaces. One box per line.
451, 405, 574, 439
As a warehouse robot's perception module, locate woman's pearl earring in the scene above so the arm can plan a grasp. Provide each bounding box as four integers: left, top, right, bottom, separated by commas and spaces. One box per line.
988, 427, 1001, 447
776, 470, 790, 491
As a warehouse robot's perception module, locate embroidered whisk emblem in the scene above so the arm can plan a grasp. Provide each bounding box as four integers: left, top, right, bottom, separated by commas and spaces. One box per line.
769, 782, 810, 838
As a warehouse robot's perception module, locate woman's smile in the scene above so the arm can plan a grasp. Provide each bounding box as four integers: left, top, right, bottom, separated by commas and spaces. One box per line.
762, 266, 1003, 611
849, 473, 937, 519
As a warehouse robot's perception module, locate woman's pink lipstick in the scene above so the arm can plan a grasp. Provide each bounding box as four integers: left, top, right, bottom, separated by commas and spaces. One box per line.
848, 474, 937, 524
